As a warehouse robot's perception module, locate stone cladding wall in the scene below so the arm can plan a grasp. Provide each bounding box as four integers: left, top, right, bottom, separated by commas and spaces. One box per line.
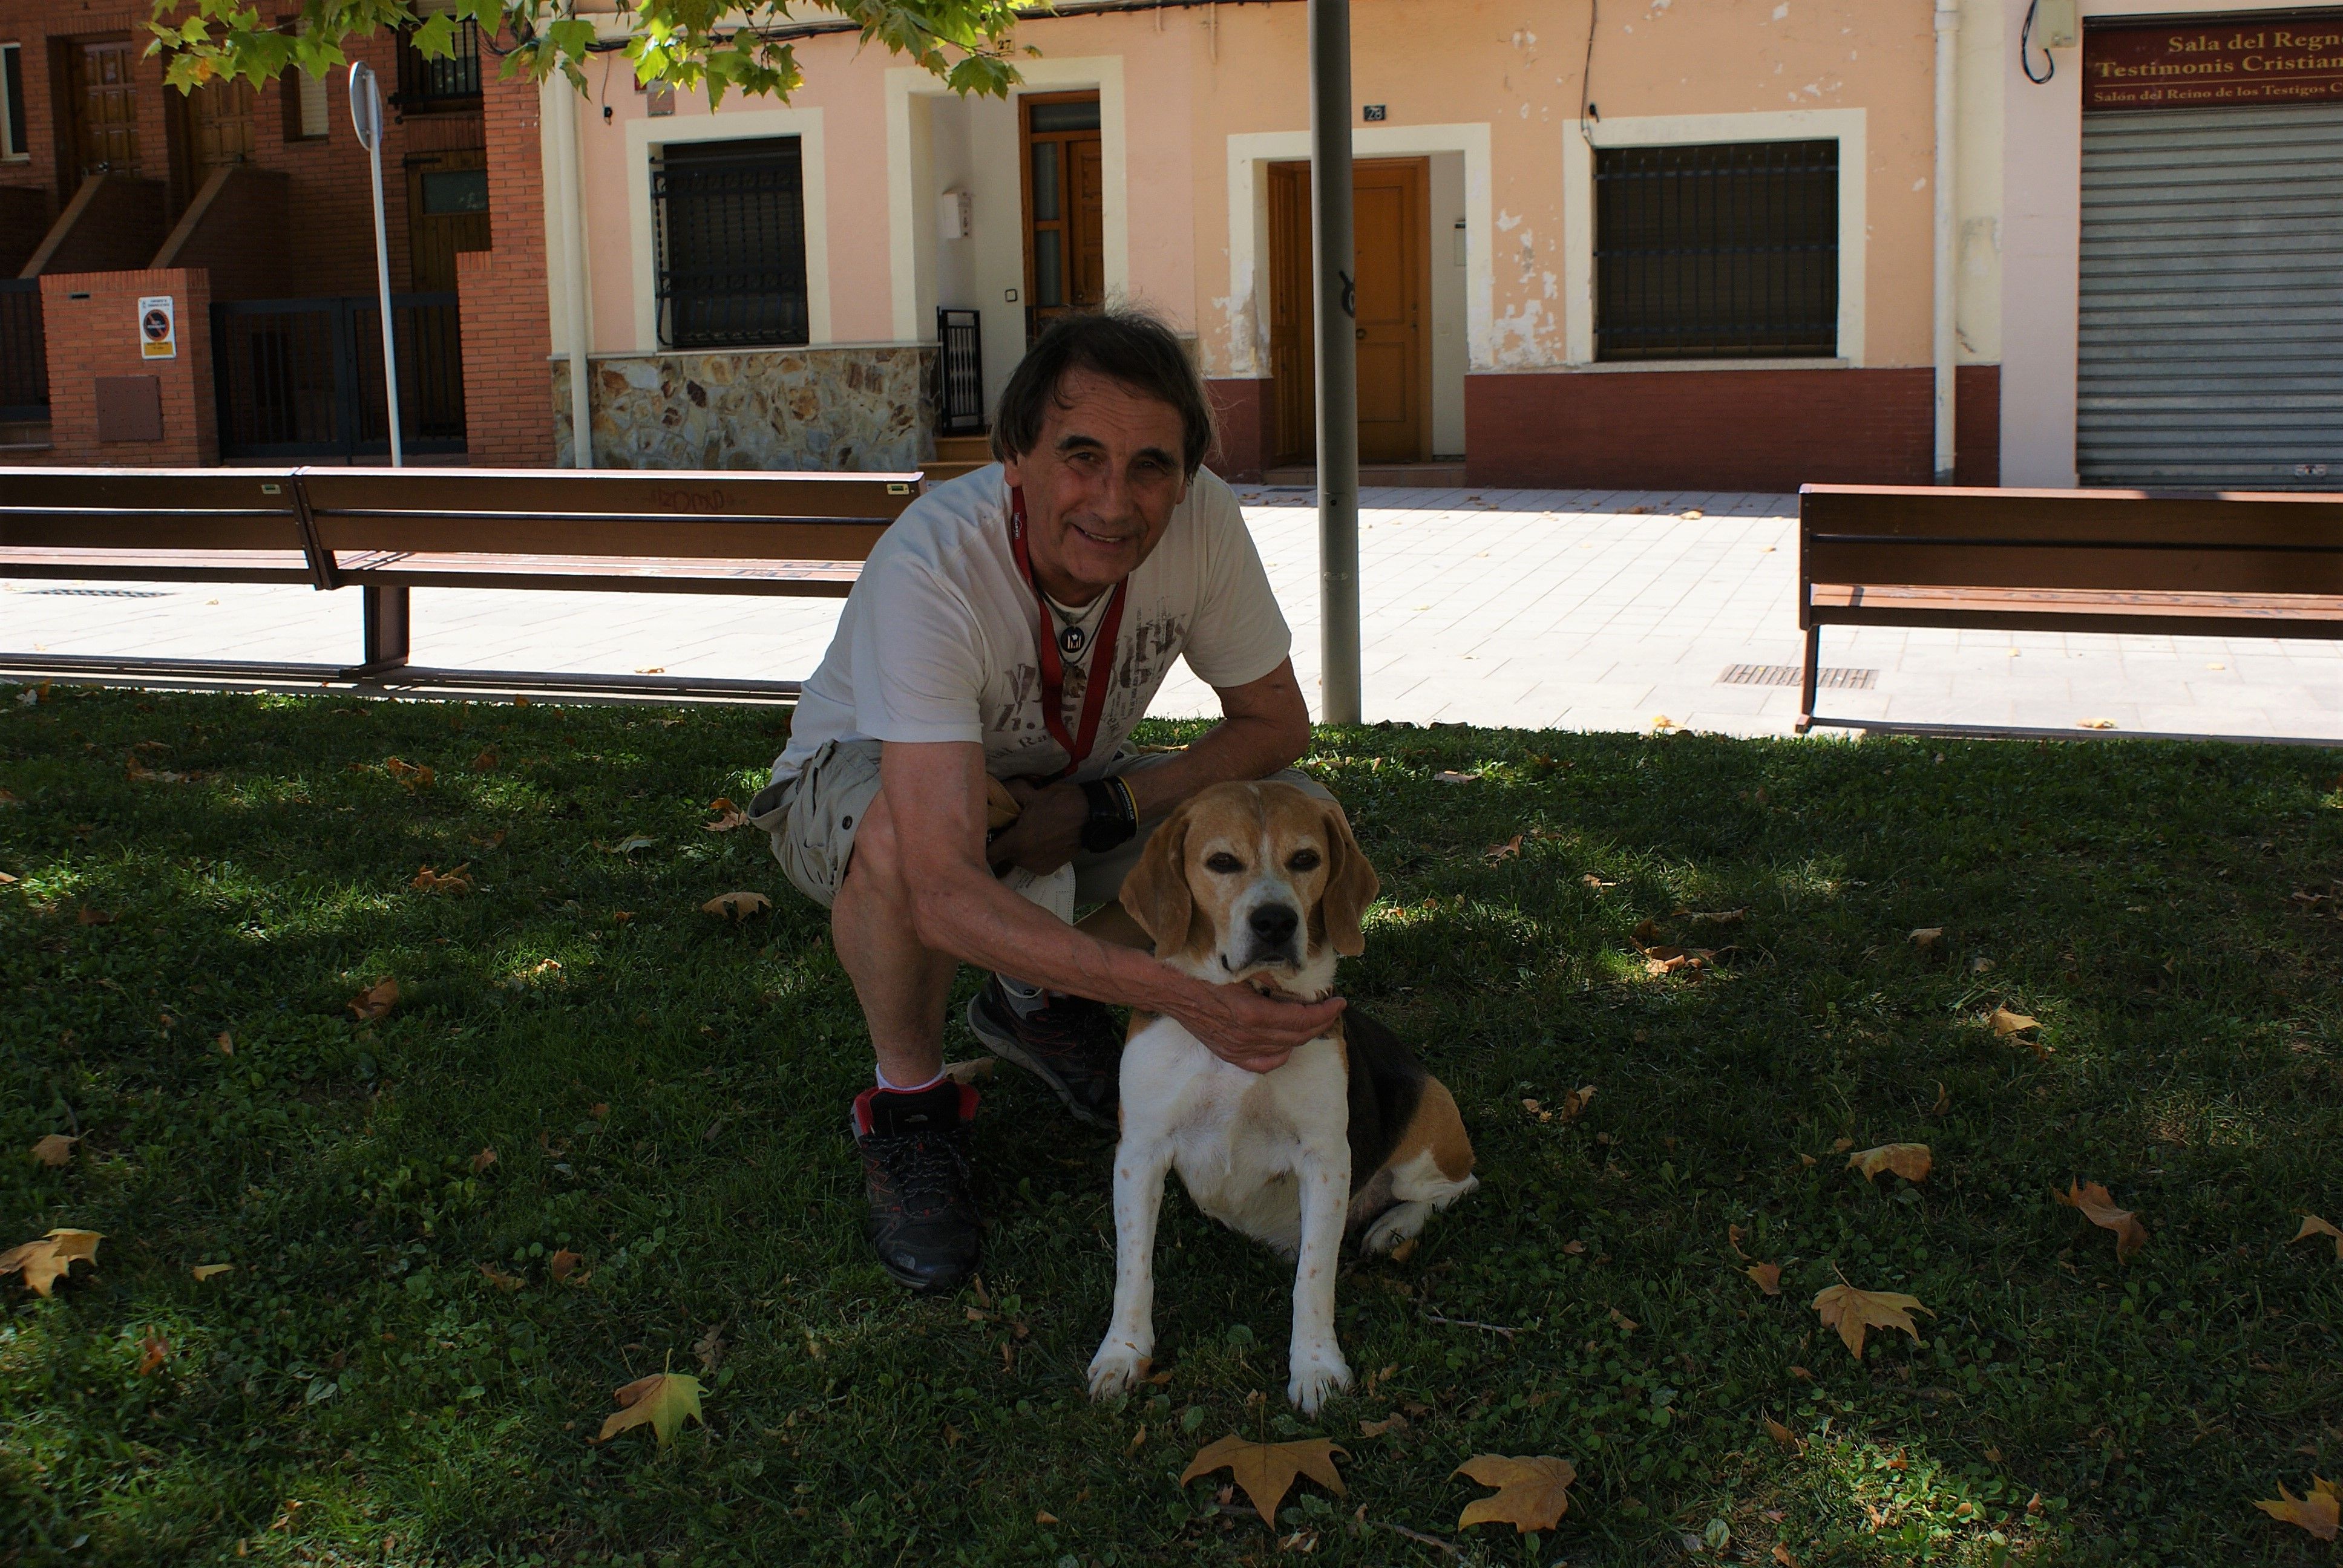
553, 346, 936, 473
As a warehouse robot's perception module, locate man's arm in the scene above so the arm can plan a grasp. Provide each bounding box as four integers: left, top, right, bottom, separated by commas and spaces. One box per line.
878, 736, 1339, 1070
988, 657, 1311, 874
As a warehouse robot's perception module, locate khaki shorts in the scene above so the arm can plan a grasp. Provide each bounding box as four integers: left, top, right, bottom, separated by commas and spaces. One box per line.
747, 739, 1332, 912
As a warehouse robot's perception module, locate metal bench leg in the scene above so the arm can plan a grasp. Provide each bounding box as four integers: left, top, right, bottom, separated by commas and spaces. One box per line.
1794, 623, 1821, 734
351, 586, 411, 677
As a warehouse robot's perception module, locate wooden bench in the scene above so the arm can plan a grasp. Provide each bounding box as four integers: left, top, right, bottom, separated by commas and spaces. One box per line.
0, 466, 921, 697
1797, 483, 2343, 733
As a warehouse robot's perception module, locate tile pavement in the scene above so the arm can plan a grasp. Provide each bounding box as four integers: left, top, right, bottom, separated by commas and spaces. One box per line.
4, 487, 2338, 742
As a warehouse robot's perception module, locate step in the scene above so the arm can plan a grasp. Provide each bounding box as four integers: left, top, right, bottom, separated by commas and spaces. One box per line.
934, 434, 994, 462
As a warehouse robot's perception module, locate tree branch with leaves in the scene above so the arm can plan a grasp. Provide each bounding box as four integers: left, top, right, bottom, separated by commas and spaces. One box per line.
149, 0, 1027, 104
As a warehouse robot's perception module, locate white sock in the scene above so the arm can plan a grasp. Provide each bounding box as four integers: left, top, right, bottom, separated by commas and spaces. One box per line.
875, 1065, 946, 1094
998, 975, 1052, 1018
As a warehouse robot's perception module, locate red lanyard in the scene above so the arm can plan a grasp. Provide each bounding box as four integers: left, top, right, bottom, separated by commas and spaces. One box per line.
1008, 485, 1128, 780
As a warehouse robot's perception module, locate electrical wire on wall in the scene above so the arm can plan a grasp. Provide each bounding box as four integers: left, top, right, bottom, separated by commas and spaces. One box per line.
2021, 0, 2056, 84
1579, 0, 1600, 143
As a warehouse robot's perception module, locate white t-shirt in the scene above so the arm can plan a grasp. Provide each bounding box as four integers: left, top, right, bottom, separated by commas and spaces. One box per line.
772, 463, 1292, 785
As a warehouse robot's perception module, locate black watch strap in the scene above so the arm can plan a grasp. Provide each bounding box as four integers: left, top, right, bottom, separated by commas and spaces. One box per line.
1078, 776, 1139, 854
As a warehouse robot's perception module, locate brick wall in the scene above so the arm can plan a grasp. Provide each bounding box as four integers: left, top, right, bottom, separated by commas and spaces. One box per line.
156, 166, 290, 303
36, 173, 169, 273
0, 186, 54, 273
38, 267, 215, 465
456, 63, 552, 466
1464, 364, 2002, 492
1, 4, 477, 298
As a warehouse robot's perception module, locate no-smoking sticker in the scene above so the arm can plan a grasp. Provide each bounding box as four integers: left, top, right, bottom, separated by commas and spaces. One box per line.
138, 295, 177, 361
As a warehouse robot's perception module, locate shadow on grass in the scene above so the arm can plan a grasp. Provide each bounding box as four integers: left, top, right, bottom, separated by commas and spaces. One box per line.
2, 691, 2340, 1566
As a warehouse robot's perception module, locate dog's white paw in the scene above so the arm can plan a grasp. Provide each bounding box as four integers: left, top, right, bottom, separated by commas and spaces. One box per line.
1286, 1345, 1352, 1416
1086, 1340, 1152, 1402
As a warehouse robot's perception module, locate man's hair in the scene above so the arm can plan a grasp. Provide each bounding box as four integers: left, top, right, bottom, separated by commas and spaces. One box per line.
989, 309, 1216, 478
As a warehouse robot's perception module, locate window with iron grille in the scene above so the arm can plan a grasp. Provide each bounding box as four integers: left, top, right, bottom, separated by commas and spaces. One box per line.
654, 137, 810, 350
1593, 139, 1838, 362
393, 18, 482, 109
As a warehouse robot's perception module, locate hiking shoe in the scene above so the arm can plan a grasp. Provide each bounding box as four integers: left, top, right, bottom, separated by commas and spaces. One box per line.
965, 976, 1122, 1129
852, 1080, 981, 1293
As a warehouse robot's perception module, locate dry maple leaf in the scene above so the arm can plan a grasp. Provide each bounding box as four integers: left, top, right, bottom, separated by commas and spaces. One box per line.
30, 1134, 76, 1168
411, 863, 473, 895
1812, 1282, 1932, 1359
1455, 1454, 1576, 1534
1609, 1307, 1639, 1334
598, 1371, 704, 1446
702, 799, 749, 833
191, 1264, 232, 1282
215, 1031, 233, 1057
548, 1248, 585, 1284
384, 758, 435, 790
1581, 874, 1617, 890
1930, 1081, 1949, 1116
1747, 1263, 1783, 1296
1484, 834, 1524, 862
2055, 1180, 2147, 1260
347, 978, 399, 1022
1773, 1546, 1805, 1568
943, 1059, 995, 1085
1727, 1224, 1749, 1258
1847, 1144, 1932, 1183
694, 1322, 726, 1373
1909, 927, 1943, 950
1990, 1007, 2039, 1036
1763, 1417, 1803, 1454
1432, 770, 1480, 785
479, 1263, 525, 1292
470, 748, 500, 771
702, 891, 771, 920
2293, 1215, 2343, 1261
1181, 1436, 1347, 1527
2256, 1477, 2342, 1540
470, 1148, 498, 1175
0, 871, 15, 883
138, 1331, 168, 1376
1359, 1413, 1408, 1438
0, 1229, 102, 1296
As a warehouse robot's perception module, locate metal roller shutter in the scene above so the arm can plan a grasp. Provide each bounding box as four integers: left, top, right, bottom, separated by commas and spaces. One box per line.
2078, 103, 2343, 490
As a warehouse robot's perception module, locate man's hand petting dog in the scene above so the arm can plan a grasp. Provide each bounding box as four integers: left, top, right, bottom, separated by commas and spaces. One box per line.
1167, 979, 1345, 1073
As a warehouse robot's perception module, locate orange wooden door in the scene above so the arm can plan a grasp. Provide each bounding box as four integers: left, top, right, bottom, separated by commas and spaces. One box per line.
68, 39, 142, 178
1265, 157, 1430, 466
1021, 92, 1104, 342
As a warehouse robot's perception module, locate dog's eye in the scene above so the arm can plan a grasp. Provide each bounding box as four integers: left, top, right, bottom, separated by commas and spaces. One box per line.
1286, 849, 1322, 872
1204, 852, 1244, 874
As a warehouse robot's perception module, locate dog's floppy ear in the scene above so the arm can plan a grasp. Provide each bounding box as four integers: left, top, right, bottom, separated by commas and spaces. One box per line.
1118, 801, 1197, 957
1317, 797, 1380, 958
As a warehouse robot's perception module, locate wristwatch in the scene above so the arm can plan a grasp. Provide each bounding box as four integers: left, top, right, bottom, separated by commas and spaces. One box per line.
1078, 777, 1140, 854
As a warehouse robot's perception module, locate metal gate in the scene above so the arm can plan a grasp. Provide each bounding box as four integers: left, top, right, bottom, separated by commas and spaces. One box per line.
2078, 103, 2343, 489
935, 307, 985, 434
211, 294, 465, 460
0, 278, 47, 423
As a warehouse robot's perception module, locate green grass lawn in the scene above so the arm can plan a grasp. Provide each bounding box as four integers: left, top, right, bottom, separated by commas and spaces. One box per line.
4, 685, 2341, 1567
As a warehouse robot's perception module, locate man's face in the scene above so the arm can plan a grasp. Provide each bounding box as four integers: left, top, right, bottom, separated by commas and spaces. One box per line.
1002, 367, 1190, 604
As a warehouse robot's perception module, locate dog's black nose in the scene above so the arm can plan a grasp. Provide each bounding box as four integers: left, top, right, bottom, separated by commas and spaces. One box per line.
1248, 904, 1300, 946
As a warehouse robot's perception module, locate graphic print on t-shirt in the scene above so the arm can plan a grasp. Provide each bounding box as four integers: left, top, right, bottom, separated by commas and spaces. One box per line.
989, 610, 1191, 774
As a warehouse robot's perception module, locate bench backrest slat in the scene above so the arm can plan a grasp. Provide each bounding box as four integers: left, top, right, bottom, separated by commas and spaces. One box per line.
0, 469, 304, 552
1801, 484, 2343, 596
298, 469, 922, 522
315, 516, 895, 561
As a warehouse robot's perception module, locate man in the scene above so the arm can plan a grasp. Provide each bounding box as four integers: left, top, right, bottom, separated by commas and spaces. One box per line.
748, 309, 1348, 1292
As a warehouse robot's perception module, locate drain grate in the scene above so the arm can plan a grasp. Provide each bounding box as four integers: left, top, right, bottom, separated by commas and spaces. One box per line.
1719, 663, 1876, 690
25, 588, 174, 598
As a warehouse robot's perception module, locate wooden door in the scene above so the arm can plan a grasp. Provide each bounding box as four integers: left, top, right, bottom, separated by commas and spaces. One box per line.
1021, 92, 1104, 342
1266, 157, 1430, 466
67, 39, 142, 180
405, 149, 491, 293
170, 76, 257, 209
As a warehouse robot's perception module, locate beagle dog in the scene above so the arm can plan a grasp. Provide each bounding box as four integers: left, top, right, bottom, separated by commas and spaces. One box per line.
1086, 780, 1478, 1414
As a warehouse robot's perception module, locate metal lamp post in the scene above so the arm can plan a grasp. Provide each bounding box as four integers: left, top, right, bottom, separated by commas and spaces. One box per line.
1308, 0, 1362, 726
349, 61, 404, 468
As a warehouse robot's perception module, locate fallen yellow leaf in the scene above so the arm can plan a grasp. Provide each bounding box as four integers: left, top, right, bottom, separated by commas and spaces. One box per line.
2255, 1477, 2341, 1540
1774, 1545, 1806, 1568
137, 1331, 168, 1376
702, 891, 771, 920
1455, 1454, 1576, 1534
1991, 1007, 2039, 1036
2055, 1180, 2147, 1261
29, 1134, 76, 1168
549, 1248, 586, 1284
347, 978, 399, 1022
598, 1371, 704, 1446
1812, 1282, 1932, 1359
2293, 1214, 2343, 1261
384, 757, 434, 790
1847, 1144, 1932, 1183
1359, 1413, 1409, 1438
479, 1263, 526, 1292
470, 1148, 498, 1175
703, 799, 749, 833
215, 1031, 234, 1057
411, 863, 473, 895
1909, 927, 1942, 950
1747, 1263, 1783, 1296
1484, 834, 1524, 862
1763, 1417, 1803, 1454
0, 1229, 103, 1297
191, 1264, 233, 1282
1181, 1436, 1347, 1527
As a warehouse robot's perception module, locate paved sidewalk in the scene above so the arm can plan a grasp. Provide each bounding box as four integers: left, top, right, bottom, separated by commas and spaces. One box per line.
5, 486, 2339, 740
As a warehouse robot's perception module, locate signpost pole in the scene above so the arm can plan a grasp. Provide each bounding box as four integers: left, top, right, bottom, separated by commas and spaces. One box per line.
1308, 0, 1362, 727
350, 62, 404, 468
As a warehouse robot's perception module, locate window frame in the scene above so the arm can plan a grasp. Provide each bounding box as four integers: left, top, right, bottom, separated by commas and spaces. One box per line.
1590, 137, 1841, 364
650, 134, 813, 351
1, 43, 27, 162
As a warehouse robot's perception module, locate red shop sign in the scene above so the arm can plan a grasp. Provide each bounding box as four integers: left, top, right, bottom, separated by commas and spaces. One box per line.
2085, 13, 2343, 111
